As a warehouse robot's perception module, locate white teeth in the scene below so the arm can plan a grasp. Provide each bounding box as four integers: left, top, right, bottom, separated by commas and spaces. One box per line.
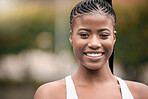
86, 53, 102, 57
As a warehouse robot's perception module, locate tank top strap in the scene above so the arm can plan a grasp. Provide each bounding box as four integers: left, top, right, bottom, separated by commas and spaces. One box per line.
115, 76, 134, 99
65, 75, 78, 99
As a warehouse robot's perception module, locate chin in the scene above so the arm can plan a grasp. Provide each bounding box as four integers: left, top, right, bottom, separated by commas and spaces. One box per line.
81, 62, 106, 71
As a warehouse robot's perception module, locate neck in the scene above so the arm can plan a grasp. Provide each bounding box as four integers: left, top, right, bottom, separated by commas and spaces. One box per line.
73, 62, 115, 85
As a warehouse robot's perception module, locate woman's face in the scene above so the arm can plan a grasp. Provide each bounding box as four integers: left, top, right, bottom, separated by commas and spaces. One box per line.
69, 13, 116, 70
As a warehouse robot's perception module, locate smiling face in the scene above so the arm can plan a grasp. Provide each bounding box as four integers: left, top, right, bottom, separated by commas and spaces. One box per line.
69, 13, 116, 70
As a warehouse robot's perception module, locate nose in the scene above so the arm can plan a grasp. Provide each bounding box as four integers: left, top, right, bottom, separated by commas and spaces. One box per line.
88, 35, 101, 49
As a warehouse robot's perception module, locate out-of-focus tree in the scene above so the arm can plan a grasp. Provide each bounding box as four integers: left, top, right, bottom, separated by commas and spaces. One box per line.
0, 2, 55, 55
115, 2, 148, 81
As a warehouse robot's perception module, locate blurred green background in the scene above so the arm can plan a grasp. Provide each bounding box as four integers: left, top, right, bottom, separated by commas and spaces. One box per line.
0, 0, 147, 99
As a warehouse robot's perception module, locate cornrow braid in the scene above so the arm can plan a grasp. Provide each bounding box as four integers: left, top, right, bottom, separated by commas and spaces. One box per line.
70, 0, 116, 74
70, 0, 116, 28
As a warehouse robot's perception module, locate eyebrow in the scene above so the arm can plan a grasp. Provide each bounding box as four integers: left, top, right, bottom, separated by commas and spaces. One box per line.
78, 28, 111, 33
78, 28, 91, 32
97, 28, 111, 33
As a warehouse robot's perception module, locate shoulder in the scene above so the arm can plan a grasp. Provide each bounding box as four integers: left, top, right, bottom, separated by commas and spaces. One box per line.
34, 79, 66, 99
125, 80, 148, 99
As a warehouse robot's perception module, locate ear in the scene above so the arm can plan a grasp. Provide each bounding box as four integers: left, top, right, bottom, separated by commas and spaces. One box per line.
69, 30, 73, 46
113, 30, 117, 44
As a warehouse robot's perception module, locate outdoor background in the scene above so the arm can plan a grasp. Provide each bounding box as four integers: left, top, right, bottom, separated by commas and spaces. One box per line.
0, 0, 148, 99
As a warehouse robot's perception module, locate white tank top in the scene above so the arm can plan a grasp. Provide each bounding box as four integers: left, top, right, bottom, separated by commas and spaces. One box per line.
65, 75, 134, 99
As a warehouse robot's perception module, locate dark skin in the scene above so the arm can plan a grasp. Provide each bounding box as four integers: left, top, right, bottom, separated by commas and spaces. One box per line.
34, 13, 148, 99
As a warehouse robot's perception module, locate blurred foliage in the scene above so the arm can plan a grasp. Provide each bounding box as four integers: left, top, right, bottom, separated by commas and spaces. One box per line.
114, 3, 148, 80
0, 4, 55, 55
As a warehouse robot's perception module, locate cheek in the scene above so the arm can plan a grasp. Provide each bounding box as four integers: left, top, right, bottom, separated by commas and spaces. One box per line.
102, 39, 114, 55
73, 40, 85, 59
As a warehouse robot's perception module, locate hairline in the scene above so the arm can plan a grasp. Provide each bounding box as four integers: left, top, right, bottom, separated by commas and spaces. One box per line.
70, 11, 116, 32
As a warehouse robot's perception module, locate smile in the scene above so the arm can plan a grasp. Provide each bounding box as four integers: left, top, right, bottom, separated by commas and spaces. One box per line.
84, 52, 105, 57
84, 52, 105, 61
86, 53, 102, 57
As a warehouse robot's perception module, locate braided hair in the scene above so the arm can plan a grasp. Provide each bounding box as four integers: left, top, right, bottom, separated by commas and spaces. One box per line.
70, 0, 116, 74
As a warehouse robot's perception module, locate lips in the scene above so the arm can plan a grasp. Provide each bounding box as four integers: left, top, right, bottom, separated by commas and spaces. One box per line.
84, 51, 105, 61
86, 53, 103, 57
84, 51, 105, 56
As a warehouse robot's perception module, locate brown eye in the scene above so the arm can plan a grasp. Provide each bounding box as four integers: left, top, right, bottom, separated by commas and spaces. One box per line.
99, 34, 109, 39
79, 33, 89, 39
100, 34, 109, 37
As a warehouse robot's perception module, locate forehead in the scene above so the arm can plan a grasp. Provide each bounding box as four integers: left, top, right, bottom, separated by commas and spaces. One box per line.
72, 13, 114, 30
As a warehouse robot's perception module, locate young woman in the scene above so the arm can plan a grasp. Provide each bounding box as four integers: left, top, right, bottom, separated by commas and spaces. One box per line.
34, 0, 148, 99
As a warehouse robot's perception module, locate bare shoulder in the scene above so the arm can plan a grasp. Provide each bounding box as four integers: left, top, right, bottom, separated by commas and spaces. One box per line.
125, 80, 148, 99
34, 78, 66, 99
